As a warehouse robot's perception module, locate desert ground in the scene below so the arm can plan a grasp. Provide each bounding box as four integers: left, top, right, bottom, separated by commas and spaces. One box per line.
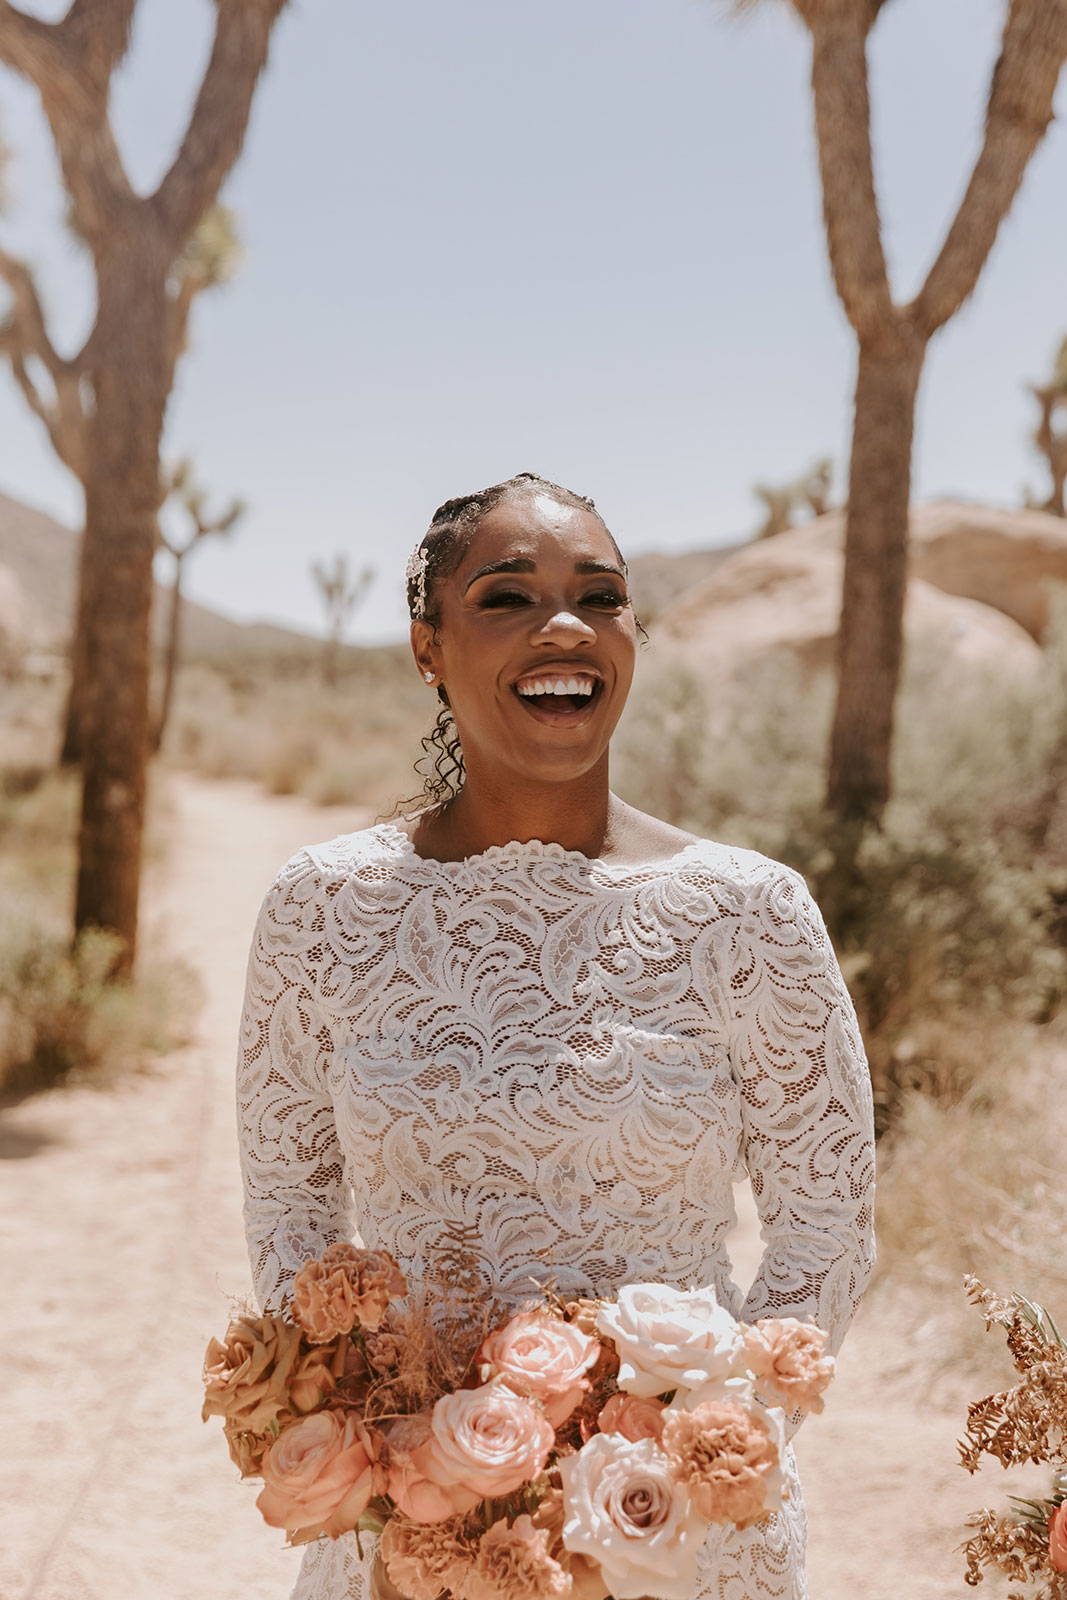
0, 773, 1031, 1600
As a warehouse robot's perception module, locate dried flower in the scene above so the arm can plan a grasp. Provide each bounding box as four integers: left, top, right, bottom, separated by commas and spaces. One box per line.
201, 1312, 338, 1432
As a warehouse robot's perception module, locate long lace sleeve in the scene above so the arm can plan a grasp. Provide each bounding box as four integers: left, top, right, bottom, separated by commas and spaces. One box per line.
236, 848, 359, 1313
724, 861, 876, 1437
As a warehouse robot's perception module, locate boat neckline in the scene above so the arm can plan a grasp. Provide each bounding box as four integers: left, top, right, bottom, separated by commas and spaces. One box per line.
371, 820, 711, 874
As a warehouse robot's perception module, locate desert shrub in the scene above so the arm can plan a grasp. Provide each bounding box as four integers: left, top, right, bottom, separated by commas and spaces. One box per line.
866, 1024, 1067, 1386
778, 809, 1066, 1131
166, 654, 428, 813
0, 765, 200, 1101
0, 918, 198, 1099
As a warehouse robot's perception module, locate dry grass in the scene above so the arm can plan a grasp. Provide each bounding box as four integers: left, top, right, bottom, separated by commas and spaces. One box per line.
865, 1023, 1067, 1389
164, 654, 428, 816
0, 760, 199, 1100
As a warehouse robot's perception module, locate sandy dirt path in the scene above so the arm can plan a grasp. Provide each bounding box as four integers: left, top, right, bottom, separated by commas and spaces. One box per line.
0, 772, 1024, 1600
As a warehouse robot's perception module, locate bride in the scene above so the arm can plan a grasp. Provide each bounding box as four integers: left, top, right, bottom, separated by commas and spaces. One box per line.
236, 471, 876, 1600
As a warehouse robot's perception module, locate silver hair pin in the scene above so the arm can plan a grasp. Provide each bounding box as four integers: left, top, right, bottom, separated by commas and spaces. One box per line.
405, 543, 429, 620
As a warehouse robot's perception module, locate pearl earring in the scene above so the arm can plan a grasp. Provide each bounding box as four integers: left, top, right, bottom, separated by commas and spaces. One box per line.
423, 670, 435, 683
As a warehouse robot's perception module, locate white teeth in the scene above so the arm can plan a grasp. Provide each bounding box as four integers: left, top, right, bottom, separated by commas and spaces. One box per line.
516, 676, 597, 698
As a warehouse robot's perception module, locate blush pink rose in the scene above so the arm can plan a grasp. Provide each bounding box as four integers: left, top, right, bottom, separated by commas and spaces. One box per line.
478, 1311, 602, 1429
596, 1392, 666, 1443
256, 1410, 384, 1542
413, 1383, 555, 1500
384, 1413, 480, 1523
1049, 1503, 1067, 1574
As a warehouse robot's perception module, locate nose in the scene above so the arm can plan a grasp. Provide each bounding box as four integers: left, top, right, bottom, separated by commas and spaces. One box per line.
531, 607, 597, 647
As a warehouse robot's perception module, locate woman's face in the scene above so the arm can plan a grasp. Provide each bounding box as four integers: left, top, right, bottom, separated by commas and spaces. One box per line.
411, 491, 638, 788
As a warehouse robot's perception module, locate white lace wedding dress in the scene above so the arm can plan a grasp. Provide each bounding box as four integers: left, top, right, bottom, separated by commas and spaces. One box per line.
236, 823, 876, 1600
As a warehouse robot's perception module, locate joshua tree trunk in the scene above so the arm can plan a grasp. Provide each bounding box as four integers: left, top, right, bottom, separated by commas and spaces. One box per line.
59, 528, 91, 765
0, 0, 289, 974
153, 561, 184, 756
74, 257, 168, 960
828, 328, 925, 822
776, 0, 1067, 829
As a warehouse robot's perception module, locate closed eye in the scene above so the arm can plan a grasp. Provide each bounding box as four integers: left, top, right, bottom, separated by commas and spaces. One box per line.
477, 588, 629, 610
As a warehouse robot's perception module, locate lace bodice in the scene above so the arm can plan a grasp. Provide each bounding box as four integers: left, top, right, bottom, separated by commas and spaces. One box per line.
235, 823, 876, 1600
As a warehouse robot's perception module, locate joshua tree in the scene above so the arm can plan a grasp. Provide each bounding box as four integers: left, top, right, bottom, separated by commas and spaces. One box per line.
1024, 336, 1067, 517
310, 553, 374, 688
0, 0, 289, 974
752, 456, 835, 538
732, 0, 1067, 829
153, 460, 245, 753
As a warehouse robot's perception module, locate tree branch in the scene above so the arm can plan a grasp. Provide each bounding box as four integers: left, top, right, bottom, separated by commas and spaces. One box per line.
0, 244, 64, 379
0, 4, 137, 243
910, 0, 1067, 338
0, 3, 61, 85
59, 0, 138, 85
805, 14, 895, 341
0, 244, 87, 476
152, 0, 289, 243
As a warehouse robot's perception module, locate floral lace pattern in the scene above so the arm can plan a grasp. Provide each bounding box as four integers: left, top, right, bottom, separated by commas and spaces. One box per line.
235, 824, 876, 1600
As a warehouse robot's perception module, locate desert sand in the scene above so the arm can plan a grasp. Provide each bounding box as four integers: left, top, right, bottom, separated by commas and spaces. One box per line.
0, 773, 1025, 1600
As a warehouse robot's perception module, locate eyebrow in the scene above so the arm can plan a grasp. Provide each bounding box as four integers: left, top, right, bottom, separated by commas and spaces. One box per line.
464, 557, 627, 591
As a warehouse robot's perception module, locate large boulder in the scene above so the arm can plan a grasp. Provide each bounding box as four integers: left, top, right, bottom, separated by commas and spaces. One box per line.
906, 499, 1067, 640
656, 519, 1041, 688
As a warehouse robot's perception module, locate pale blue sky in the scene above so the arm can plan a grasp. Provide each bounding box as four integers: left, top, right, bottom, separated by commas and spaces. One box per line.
1, 0, 1064, 643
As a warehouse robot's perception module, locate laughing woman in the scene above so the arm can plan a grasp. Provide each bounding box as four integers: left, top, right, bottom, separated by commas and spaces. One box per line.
235, 471, 877, 1600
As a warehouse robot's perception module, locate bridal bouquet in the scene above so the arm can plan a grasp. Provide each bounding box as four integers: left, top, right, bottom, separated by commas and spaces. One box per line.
201, 1238, 835, 1600
958, 1274, 1067, 1599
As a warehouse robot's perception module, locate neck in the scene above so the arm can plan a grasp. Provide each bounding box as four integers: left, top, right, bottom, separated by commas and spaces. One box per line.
421, 753, 623, 861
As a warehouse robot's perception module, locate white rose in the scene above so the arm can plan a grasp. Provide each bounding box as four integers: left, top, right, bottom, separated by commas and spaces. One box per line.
559, 1433, 708, 1600
595, 1283, 746, 1400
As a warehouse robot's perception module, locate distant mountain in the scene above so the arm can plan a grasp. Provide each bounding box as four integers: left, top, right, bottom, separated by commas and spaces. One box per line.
0, 487, 753, 660
0, 488, 342, 662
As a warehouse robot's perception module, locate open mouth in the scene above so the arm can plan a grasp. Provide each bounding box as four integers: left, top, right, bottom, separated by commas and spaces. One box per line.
511, 676, 605, 726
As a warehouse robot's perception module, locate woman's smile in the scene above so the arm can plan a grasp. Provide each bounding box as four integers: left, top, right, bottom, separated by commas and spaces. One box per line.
510, 660, 607, 728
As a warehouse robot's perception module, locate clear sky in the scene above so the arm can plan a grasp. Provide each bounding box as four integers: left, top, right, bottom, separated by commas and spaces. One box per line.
1, 0, 1064, 643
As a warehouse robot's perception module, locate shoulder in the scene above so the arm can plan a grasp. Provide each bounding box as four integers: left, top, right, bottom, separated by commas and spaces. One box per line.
257, 823, 400, 907
667, 835, 825, 941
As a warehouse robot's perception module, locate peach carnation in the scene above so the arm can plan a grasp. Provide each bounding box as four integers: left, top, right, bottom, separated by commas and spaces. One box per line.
256, 1410, 385, 1543
463, 1514, 571, 1600
597, 1392, 666, 1443
379, 1516, 476, 1600
384, 1413, 480, 1523
661, 1398, 784, 1530
478, 1311, 601, 1428
201, 1312, 340, 1432
1050, 1502, 1067, 1574
291, 1244, 407, 1342
413, 1383, 555, 1501
742, 1317, 835, 1415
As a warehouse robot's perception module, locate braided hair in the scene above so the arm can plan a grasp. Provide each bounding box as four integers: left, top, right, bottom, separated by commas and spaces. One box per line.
392, 471, 630, 819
